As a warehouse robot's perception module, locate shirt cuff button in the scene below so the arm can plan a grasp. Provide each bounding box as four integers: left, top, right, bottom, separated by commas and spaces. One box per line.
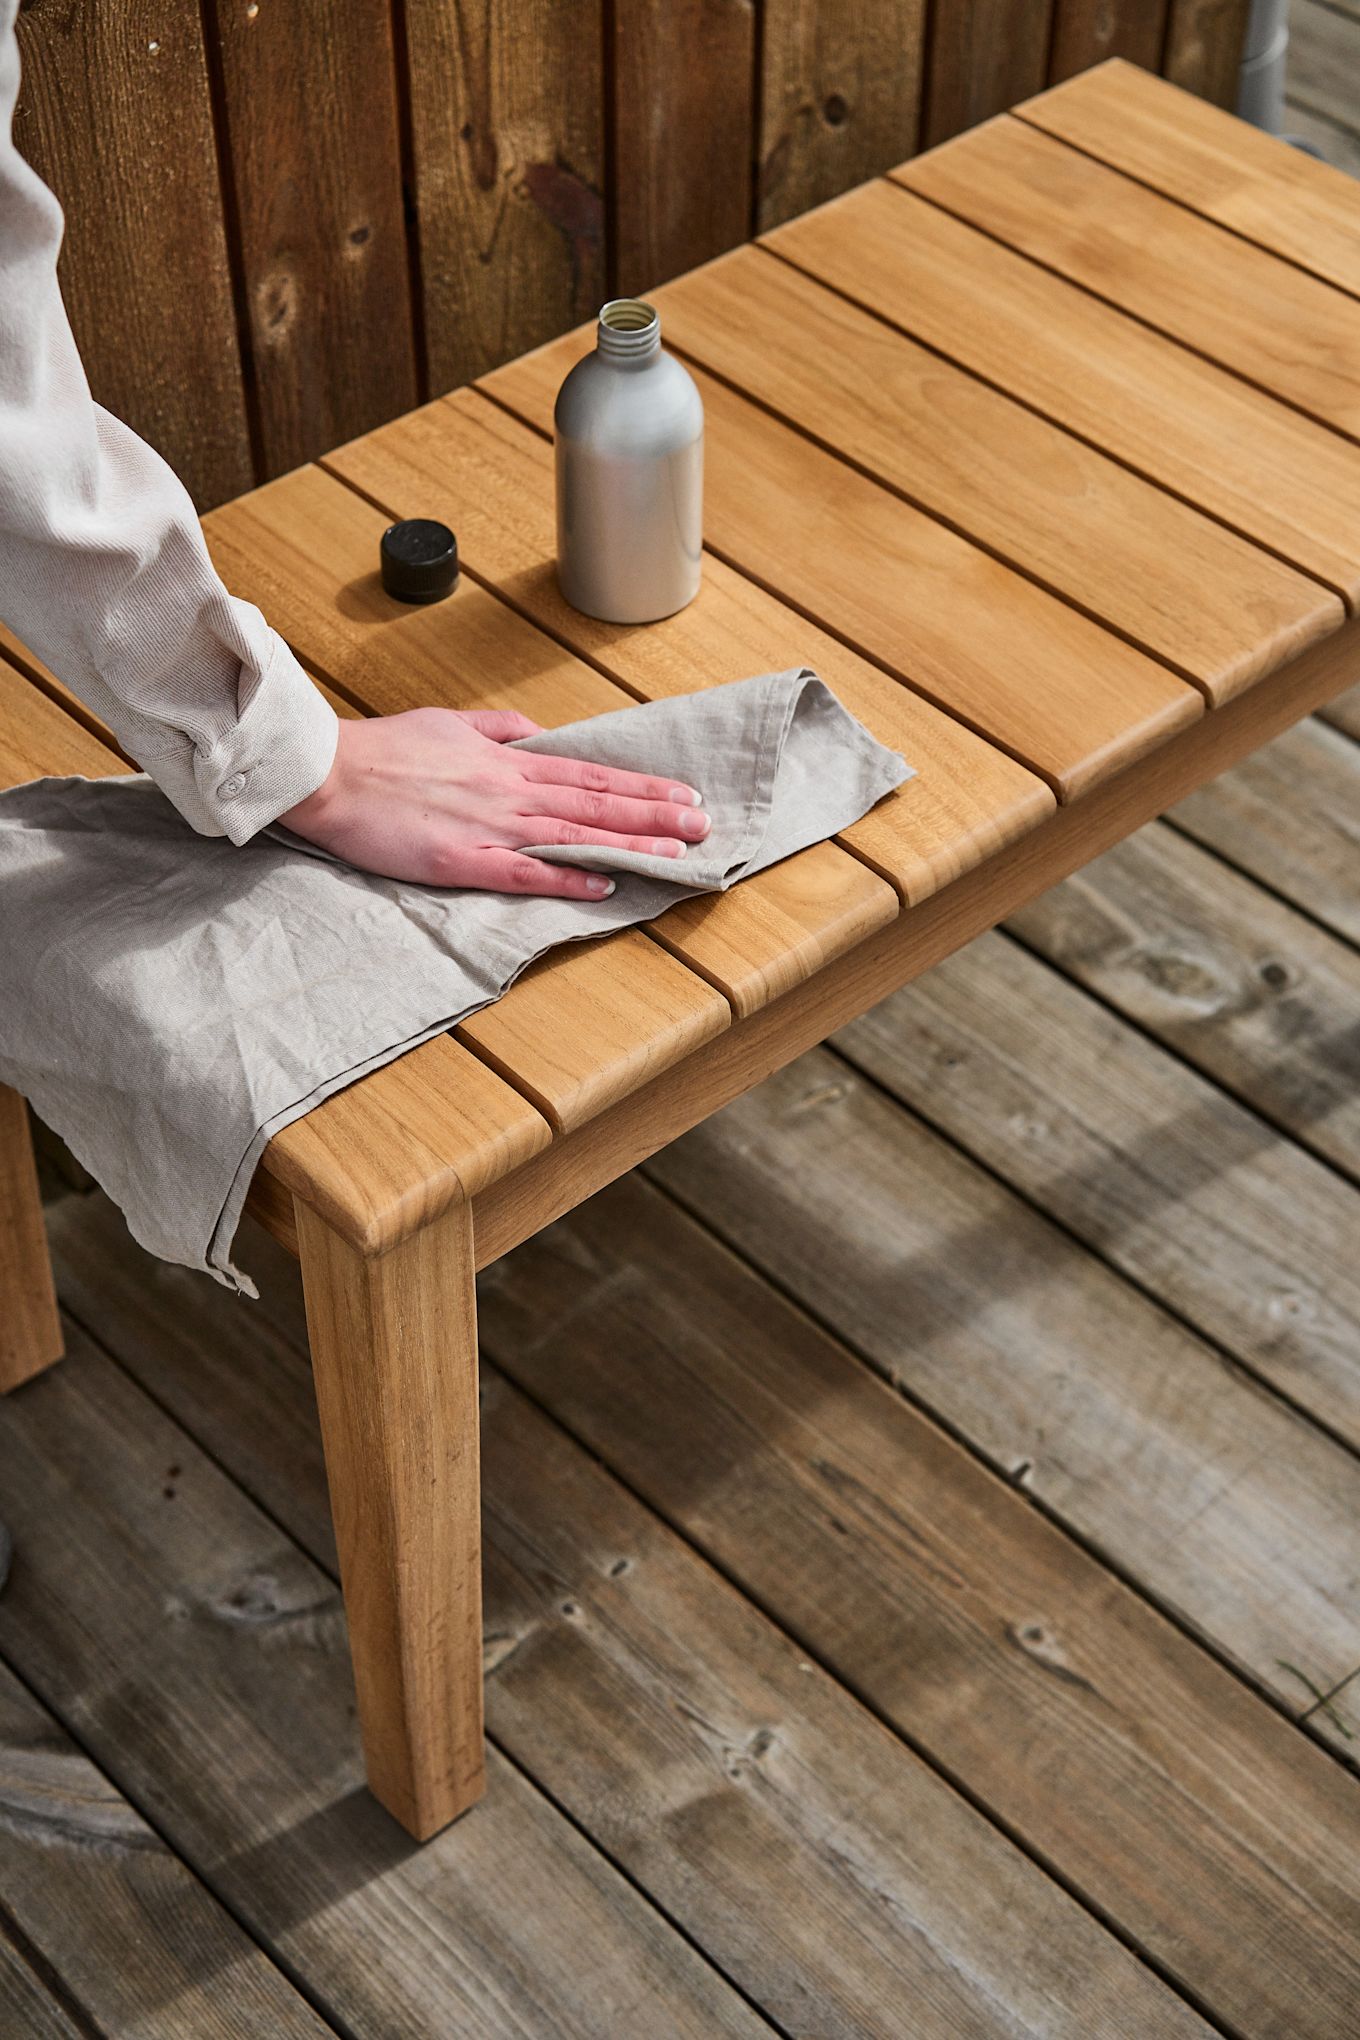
218, 772, 248, 801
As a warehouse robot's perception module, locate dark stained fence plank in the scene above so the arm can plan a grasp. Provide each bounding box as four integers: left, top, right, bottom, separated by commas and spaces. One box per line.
0, 1656, 331, 2036
402, 0, 606, 395
756, 0, 925, 231
1162, 0, 1252, 106
13, 0, 253, 509
921, 0, 1053, 146
1048, 0, 1167, 81
612, 0, 756, 290
203, 0, 417, 475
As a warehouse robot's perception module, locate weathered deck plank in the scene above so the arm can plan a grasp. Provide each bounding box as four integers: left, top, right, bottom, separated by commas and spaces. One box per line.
1004, 820, 1360, 1184
1168, 715, 1360, 945
0, 1654, 333, 2036
834, 928, 1360, 1446
36, 1197, 1208, 2037
0, 1321, 769, 2040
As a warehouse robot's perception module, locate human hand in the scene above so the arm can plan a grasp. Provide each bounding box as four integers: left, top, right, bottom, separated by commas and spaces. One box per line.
279, 706, 711, 896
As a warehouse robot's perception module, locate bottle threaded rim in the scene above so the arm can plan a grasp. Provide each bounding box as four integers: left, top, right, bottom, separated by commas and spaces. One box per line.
597, 298, 660, 359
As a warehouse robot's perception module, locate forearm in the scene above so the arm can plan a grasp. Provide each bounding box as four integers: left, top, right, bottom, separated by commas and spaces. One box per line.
0, 2, 337, 841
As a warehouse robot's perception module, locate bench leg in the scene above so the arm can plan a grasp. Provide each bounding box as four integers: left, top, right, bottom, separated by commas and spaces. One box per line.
0, 1086, 63, 1393
296, 1194, 485, 1840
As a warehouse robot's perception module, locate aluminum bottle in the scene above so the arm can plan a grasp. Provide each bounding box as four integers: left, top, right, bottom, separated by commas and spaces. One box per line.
554, 298, 703, 623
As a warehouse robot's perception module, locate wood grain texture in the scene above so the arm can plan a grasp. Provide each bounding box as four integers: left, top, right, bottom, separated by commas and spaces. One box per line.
12, 0, 252, 508
480, 1174, 1360, 2037
459, 934, 731, 1131
264, 1033, 553, 1257
207, 461, 896, 1049
0, 1946, 81, 2040
1169, 715, 1360, 946
0, 1324, 766, 2036
612, 0, 755, 289
0, 1086, 62, 1392
896, 116, 1360, 442
835, 928, 1360, 1453
756, 0, 924, 230
204, 0, 417, 473
1006, 818, 1360, 1184
1047, 0, 1166, 81
403, 0, 605, 393
470, 614, 1359, 1267
653, 243, 1341, 699
481, 328, 1203, 800
326, 387, 1056, 902
1162, 0, 1252, 106
922, 0, 1052, 146
647, 1044, 1360, 1701
765, 178, 1360, 608
298, 1196, 485, 1838
44, 1194, 1206, 2039
0, 1656, 329, 2036
1021, 57, 1360, 298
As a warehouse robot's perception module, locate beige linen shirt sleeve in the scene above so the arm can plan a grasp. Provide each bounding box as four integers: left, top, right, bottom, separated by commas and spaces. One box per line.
0, 2, 338, 843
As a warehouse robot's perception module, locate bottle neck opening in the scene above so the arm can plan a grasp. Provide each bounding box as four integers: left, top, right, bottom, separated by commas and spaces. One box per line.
597, 298, 660, 363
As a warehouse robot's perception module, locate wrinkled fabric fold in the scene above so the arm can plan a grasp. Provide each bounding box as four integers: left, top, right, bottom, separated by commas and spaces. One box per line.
0, 669, 909, 1294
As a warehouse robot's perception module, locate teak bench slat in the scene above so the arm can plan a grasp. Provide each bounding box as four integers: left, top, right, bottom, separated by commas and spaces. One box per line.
4, 59, 1359, 1841
762, 177, 1360, 609
897, 116, 1360, 443
1019, 57, 1360, 299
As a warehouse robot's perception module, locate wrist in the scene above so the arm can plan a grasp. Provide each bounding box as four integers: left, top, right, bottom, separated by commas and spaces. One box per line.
280, 717, 353, 834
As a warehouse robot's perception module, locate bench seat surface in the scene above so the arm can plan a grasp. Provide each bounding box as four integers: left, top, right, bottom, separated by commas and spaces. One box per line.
5, 58, 1360, 1252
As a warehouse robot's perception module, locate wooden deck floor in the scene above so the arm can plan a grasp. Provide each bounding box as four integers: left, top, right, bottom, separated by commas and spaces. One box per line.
0, 682, 1356, 2036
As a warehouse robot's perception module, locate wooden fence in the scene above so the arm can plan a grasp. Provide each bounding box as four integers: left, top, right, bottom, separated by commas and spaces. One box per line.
14, 0, 1250, 511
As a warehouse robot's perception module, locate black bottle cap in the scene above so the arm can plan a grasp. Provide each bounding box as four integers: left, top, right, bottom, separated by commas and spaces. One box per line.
380, 519, 459, 604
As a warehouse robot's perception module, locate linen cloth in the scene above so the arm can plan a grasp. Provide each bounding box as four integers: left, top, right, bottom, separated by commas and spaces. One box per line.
0, 0, 339, 842
0, 669, 909, 1295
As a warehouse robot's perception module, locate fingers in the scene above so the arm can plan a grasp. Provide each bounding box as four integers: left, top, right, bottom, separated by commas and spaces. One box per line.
456, 708, 544, 742
468, 849, 619, 900
522, 818, 691, 859
517, 781, 710, 846
518, 752, 703, 809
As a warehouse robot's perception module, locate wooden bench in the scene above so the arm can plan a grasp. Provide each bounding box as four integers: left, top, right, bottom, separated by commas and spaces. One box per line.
4, 58, 1360, 1840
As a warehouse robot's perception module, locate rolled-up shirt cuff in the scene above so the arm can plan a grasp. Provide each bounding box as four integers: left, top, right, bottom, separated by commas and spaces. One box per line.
182, 632, 339, 845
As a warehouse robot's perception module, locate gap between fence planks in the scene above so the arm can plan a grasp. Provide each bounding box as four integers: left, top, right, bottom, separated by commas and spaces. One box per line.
402, 0, 607, 394
13, 1, 253, 509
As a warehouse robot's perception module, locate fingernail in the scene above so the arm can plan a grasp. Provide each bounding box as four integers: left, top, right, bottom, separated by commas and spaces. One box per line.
681, 809, 709, 838
666, 840, 687, 858
671, 785, 702, 806
587, 875, 615, 897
